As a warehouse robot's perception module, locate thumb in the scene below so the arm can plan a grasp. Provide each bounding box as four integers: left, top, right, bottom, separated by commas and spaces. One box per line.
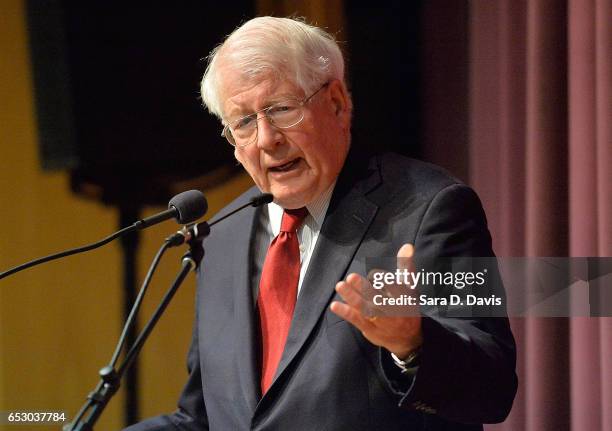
397, 243, 416, 272
396, 243, 419, 300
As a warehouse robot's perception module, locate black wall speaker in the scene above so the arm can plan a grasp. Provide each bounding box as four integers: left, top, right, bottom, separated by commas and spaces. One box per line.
345, 1, 422, 159
26, 1, 254, 206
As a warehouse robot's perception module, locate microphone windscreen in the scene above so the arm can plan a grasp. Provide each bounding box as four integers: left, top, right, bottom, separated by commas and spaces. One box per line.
250, 193, 274, 207
169, 190, 208, 224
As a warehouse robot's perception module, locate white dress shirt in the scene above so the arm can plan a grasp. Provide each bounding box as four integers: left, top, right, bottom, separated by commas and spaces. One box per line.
251, 183, 335, 299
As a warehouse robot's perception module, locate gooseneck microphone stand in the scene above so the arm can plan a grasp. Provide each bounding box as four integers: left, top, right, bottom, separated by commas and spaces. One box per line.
63, 193, 273, 430
64, 231, 207, 431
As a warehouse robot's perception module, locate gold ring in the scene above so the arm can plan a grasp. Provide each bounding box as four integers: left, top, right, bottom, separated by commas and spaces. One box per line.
367, 316, 378, 323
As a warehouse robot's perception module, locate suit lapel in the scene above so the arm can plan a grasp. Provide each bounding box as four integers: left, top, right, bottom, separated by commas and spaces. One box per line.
266, 153, 382, 396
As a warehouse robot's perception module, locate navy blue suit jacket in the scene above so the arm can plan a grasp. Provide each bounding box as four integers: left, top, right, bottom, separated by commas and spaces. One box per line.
125, 153, 517, 430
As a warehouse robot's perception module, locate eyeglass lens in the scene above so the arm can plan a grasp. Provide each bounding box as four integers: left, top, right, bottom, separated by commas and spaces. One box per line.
227, 100, 305, 146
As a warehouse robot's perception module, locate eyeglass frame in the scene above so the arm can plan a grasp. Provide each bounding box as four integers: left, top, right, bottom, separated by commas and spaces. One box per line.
220, 81, 330, 148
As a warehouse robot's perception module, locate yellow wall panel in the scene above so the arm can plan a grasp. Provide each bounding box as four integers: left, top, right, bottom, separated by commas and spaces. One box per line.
0, 1, 252, 429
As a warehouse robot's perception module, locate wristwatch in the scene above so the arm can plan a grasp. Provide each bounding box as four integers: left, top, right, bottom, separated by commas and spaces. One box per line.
391, 347, 422, 373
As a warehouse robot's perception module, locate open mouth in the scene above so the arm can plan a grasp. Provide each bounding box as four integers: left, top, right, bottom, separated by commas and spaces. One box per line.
269, 159, 300, 173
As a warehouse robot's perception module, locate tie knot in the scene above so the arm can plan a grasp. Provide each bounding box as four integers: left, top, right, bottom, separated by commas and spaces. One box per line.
280, 207, 308, 233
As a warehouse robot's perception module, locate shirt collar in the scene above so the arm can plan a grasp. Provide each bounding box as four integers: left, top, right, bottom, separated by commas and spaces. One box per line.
267, 182, 336, 235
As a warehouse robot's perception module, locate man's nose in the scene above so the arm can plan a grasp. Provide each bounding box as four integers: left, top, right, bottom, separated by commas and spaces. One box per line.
255, 114, 283, 150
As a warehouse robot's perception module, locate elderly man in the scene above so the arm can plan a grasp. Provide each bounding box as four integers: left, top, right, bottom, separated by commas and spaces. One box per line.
126, 16, 516, 431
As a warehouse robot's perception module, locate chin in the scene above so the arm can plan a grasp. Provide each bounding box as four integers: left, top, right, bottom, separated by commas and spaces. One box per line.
271, 189, 313, 209
273, 196, 306, 209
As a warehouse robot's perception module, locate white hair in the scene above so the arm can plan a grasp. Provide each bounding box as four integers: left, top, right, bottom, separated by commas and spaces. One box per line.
201, 16, 346, 121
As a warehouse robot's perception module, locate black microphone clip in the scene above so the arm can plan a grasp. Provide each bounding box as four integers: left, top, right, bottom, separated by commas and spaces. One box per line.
166, 222, 211, 247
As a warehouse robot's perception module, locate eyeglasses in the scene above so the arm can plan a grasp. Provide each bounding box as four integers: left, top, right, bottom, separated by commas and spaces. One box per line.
221, 82, 330, 147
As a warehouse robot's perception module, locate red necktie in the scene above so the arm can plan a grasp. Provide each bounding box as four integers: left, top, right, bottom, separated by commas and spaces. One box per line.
258, 207, 308, 394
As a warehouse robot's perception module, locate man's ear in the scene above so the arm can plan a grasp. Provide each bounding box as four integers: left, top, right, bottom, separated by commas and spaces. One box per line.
328, 79, 352, 127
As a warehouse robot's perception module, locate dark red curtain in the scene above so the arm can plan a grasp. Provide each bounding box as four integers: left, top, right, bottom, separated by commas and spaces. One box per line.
423, 1, 611, 430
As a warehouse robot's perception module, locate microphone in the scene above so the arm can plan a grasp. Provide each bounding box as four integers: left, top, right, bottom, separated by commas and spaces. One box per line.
135, 189, 208, 229
166, 192, 273, 247
0, 190, 208, 281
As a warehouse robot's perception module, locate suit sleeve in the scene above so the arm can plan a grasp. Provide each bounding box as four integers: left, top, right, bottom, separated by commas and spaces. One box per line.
380, 183, 518, 424
122, 305, 209, 430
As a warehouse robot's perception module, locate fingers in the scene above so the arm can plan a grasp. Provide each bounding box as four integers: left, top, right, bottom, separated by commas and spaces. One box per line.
337, 274, 366, 306
329, 299, 373, 333
331, 276, 375, 331
329, 244, 423, 356
332, 243, 417, 318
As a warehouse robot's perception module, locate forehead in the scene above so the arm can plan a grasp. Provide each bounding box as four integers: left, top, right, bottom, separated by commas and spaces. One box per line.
219, 69, 304, 120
